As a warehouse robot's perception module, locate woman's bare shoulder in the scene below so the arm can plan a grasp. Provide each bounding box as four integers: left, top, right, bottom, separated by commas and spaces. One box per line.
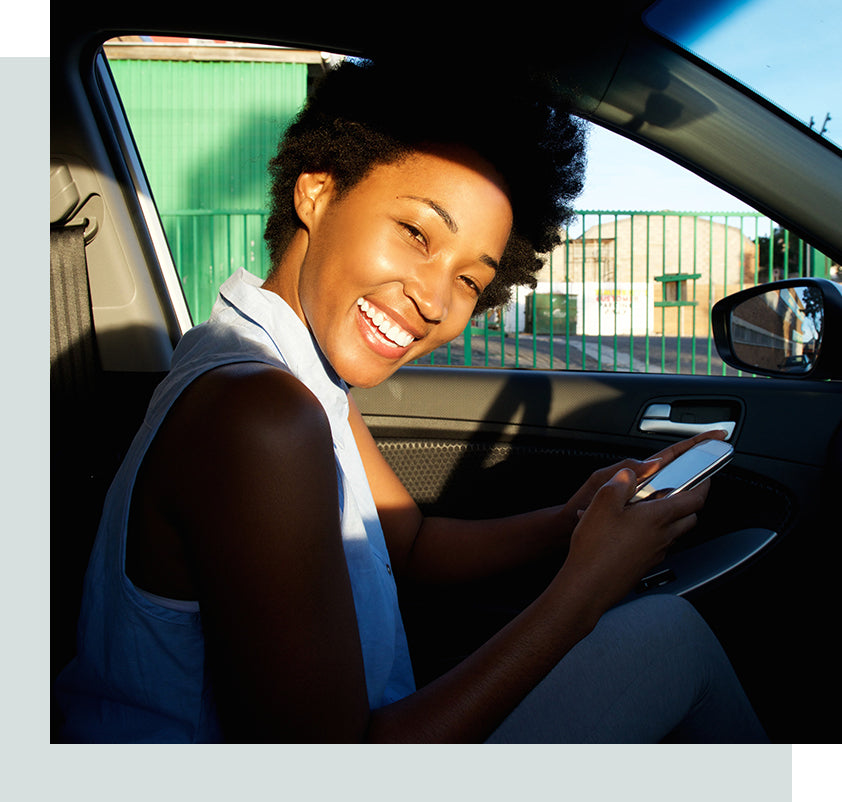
168, 362, 330, 453
148, 361, 338, 530
130, 362, 339, 593
180, 361, 325, 425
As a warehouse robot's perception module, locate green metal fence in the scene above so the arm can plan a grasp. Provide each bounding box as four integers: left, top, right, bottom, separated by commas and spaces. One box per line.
109, 52, 838, 376
163, 209, 273, 323
160, 207, 836, 376
109, 55, 308, 322
420, 209, 760, 375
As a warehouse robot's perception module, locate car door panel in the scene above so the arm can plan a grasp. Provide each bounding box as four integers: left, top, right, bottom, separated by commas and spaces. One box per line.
354, 367, 833, 587
353, 366, 840, 740
353, 368, 836, 529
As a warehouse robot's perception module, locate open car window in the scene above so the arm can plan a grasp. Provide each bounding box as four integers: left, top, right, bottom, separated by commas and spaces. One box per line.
103, 35, 838, 377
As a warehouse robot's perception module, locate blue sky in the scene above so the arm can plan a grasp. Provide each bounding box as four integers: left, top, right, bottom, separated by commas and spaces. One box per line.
576, 0, 840, 214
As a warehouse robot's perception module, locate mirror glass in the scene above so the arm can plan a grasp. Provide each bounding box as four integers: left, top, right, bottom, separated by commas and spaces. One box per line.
729, 284, 823, 374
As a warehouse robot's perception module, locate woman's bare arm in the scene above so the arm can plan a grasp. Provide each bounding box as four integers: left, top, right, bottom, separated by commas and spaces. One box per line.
350, 395, 723, 585
365, 466, 707, 742
153, 364, 371, 742
158, 367, 711, 742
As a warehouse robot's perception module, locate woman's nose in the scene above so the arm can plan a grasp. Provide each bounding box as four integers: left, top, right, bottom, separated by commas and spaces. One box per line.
405, 263, 451, 323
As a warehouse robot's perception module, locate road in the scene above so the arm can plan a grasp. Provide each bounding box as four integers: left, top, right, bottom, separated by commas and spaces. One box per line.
420, 332, 743, 376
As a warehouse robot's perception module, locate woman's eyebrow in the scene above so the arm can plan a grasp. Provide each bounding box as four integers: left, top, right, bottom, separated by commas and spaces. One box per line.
400, 194, 498, 270
399, 195, 500, 270
399, 195, 458, 233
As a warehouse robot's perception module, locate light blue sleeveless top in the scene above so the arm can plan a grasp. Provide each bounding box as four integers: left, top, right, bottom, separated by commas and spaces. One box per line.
55, 269, 415, 742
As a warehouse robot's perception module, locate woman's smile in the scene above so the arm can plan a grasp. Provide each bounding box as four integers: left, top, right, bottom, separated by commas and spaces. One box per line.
356, 298, 416, 351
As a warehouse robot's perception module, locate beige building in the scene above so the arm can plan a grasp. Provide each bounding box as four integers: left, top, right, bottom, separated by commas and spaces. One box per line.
534, 214, 759, 336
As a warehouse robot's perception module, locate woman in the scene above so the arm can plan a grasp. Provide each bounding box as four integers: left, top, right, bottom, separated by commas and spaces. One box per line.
55, 58, 766, 743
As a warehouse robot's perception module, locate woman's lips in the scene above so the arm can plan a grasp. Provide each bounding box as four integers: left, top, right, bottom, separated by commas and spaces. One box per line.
356, 298, 416, 348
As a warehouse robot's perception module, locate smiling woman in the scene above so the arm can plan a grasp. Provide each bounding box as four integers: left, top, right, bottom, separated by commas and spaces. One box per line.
53, 56, 767, 744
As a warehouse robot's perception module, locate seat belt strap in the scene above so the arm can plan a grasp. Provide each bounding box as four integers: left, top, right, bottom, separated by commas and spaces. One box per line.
50, 225, 100, 401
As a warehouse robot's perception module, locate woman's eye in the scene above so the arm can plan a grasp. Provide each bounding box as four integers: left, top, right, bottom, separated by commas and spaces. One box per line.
459, 276, 481, 295
400, 222, 427, 248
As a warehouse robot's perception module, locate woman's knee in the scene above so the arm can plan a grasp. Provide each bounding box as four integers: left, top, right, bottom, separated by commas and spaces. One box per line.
487, 593, 758, 742
605, 594, 731, 684
622, 590, 698, 621
617, 593, 715, 647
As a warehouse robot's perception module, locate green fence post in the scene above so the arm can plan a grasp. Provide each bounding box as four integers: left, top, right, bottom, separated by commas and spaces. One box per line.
463, 325, 472, 367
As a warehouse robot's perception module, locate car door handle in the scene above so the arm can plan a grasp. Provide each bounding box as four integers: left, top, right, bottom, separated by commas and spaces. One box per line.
639, 403, 736, 440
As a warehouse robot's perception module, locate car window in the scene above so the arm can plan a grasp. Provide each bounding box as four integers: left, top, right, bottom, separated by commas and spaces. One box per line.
104, 37, 838, 376
105, 39, 328, 323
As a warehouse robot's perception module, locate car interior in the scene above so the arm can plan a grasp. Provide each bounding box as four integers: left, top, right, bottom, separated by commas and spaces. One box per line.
51, 2, 842, 743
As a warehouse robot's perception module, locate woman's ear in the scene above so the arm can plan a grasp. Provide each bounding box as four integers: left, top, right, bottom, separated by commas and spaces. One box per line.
293, 172, 333, 229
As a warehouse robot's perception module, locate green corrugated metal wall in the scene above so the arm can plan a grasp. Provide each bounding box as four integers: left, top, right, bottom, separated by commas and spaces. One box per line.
109, 59, 308, 321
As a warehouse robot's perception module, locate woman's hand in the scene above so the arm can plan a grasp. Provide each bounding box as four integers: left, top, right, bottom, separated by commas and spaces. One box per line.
557, 429, 727, 537
551, 430, 727, 614
564, 467, 709, 607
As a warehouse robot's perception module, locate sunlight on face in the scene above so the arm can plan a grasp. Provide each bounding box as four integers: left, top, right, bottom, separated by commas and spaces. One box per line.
287, 147, 513, 388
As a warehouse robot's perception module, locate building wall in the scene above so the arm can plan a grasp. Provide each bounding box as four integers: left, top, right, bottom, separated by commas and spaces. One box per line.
107, 52, 310, 321
534, 213, 760, 336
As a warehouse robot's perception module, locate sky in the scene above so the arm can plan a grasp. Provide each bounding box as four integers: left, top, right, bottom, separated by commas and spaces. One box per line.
575, 0, 840, 215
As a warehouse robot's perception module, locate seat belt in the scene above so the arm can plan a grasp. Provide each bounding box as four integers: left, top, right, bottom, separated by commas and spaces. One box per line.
50, 223, 105, 697
50, 224, 101, 405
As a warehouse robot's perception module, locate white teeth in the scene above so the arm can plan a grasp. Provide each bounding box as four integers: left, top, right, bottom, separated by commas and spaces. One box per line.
356, 298, 414, 348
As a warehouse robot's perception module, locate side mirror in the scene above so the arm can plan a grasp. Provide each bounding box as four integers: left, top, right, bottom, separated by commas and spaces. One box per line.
712, 278, 842, 380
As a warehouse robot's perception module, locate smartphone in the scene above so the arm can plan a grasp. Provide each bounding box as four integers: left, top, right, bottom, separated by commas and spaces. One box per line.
630, 438, 734, 503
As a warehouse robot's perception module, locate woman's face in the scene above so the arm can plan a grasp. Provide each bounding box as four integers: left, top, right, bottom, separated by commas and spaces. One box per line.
287, 147, 513, 388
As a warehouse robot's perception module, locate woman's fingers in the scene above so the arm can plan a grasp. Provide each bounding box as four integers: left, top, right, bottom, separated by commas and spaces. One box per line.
586, 467, 638, 514
583, 430, 728, 503
647, 429, 728, 466
563, 466, 714, 612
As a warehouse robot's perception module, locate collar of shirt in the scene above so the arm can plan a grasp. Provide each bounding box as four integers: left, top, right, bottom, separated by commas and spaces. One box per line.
217, 269, 350, 432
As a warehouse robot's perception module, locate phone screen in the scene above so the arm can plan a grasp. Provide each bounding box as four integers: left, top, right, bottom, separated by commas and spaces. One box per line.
631, 439, 733, 502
